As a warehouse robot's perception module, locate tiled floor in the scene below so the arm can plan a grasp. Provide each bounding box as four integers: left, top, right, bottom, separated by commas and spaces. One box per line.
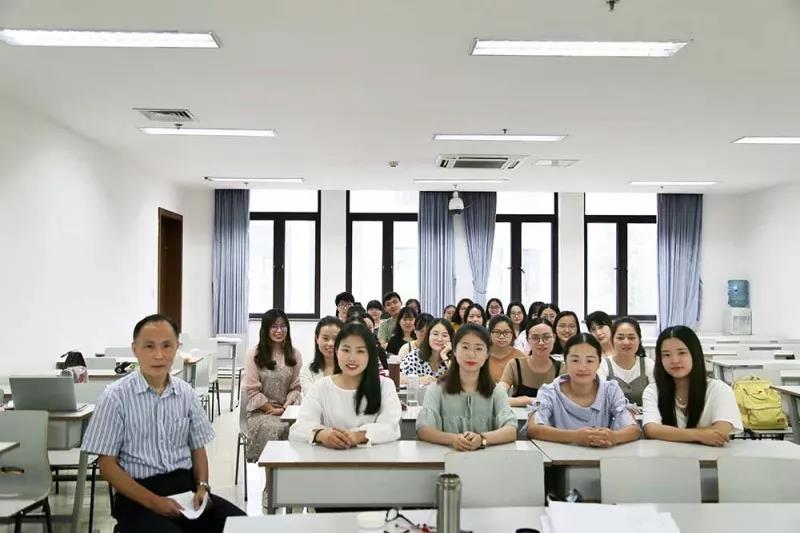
4, 392, 267, 533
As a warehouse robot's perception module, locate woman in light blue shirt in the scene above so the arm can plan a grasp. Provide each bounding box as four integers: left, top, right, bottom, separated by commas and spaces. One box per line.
527, 333, 640, 447
416, 324, 517, 451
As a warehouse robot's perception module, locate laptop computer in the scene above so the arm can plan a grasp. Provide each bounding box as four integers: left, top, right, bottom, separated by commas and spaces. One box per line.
9, 376, 87, 412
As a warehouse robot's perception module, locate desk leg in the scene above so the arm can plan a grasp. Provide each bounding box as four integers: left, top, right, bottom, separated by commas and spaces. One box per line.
229, 345, 237, 412
713, 364, 722, 380
266, 467, 275, 515
788, 396, 800, 445
70, 451, 88, 533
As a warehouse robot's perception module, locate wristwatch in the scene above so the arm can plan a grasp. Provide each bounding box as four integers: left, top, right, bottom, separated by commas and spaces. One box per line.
197, 481, 211, 493
479, 434, 487, 450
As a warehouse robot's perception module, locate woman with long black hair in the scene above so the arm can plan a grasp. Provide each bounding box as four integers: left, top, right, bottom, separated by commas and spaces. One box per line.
289, 323, 402, 447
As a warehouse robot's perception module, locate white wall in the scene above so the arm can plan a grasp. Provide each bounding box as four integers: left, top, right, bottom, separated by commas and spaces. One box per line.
179, 189, 214, 337
0, 95, 203, 374
558, 193, 585, 313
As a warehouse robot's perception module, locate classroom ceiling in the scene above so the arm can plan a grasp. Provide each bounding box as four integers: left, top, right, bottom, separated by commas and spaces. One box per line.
1, 0, 799, 193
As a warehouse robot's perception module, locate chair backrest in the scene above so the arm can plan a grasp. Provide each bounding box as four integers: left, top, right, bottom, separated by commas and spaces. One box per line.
216, 333, 248, 365
238, 382, 250, 435
0, 410, 52, 499
600, 457, 701, 503
185, 339, 219, 381
717, 457, 800, 502
104, 346, 134, 358
445, 449, 546, 507
74, 382, 109, 403
193, 351, 210, 391
85, 357, 117, 370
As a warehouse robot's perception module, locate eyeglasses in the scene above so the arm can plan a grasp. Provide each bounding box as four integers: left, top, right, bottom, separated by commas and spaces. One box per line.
337, 302, 353, 310
528, 334, 554, 343
270, 324, 288, 332
491, 330, 513, 338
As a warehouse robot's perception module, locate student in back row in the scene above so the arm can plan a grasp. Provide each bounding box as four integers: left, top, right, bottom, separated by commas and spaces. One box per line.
81, 315, 244, 532
500, 318, 563, 407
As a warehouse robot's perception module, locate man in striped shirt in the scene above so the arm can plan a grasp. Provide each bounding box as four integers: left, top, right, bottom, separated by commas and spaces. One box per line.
81, 314, 244, 532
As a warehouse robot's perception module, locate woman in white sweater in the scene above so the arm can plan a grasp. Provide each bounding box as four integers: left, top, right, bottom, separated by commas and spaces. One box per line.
289, 322, 402, 447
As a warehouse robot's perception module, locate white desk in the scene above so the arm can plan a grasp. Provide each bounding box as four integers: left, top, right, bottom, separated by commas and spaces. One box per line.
224, 503, 800, 533
781, 370, 800, 384
772, 385, 800, 445
257, 440, 541, 514
532, 438, 800, 502
280, 405, 531, 439
708, 358, 800, 384
213, 336, 242, 411
0, 441, 19, 456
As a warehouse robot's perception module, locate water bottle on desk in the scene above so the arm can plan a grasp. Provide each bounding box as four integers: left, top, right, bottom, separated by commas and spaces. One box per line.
436, 473, 461, 533
406, 374, 419, 406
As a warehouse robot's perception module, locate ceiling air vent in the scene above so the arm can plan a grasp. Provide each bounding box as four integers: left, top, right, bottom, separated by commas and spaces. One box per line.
134, 108, 196, 122
436, 154, 527, 170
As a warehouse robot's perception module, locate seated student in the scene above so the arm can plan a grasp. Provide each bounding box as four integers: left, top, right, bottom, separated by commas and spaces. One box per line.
527, 333, 640, 447
506, 301, 528, 341
487, 315, 525, 383
81, 314, 244, 532
345, 312, 389, 370
366, 300, 384, 336
451, 297, 473, 331
334, 291, 355, 322
300, 316, 344, 393
464, 303, 487, 327
537, 303, 560, 324
405, 298, 422, 315
400, 318, 453, 385
243, 309, 302, 461
377, 291, 403, 348
552, 311, 580, 355
289, 323, 402, 446
500, 318, 564, 407
515, 303, 559, 356
486, 297, 504, 318
442, 304, 457, 322
398, 313, 435, 361
416, 324, 517, 450
386, 306, 419, 356
642, 326, 743, 446
585, 310, 615, 358
597, 317, 654, 409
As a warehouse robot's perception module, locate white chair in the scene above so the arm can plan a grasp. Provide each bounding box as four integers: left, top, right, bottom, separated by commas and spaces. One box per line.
445, 449, 545, 507
600, 457, 701, 503
216, 333, 247, 408
234, 383, 251, 501
85, 357, 117, 370
185, 338, 221, 416
193, 352, 212, 420
104, 346, 134, 358
0, 410, 53, 531
717, 457, 800, 502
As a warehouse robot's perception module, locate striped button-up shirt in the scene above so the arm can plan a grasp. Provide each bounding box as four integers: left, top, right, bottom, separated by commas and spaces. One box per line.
81, 370, 215, 479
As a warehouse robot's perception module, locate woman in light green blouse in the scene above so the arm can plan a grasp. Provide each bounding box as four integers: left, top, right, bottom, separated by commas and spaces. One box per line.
416, 324, 517, 451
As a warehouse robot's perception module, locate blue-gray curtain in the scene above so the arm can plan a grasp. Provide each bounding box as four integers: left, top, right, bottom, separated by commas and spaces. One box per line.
418, 192, 455, 315
212, 189, 250, 335
657, 193, 702, 329
462, 192, 497, 305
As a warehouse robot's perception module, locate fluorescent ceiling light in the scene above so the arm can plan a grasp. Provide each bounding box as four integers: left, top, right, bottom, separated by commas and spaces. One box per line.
414, 179, 509, 184
0, 29, 219, 48
629, 181, 716, 187
471, 39, 688, 57
434, 133, 566, 142
533, 159, 578, 167
140, 127, 275, 137
205, 177, 304, 184
733, 137, 800, 144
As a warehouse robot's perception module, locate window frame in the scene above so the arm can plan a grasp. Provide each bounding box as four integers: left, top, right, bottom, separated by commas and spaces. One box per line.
583, 213, 657, 321
345, 191, 418, 299
249, 190, 321, 320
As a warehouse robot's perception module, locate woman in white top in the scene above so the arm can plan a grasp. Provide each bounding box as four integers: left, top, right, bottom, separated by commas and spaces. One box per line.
299, 316, 344, 393
597, 317, 654, 408
585, 310, 615, 359
289, 322, 402, 447
642, 326, 743, 446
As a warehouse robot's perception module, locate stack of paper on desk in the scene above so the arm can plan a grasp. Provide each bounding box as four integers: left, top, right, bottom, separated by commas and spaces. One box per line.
541, 502, 680, 533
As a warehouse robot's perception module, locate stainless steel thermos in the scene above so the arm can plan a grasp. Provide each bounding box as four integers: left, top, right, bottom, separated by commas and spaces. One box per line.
436, 473, 461, 533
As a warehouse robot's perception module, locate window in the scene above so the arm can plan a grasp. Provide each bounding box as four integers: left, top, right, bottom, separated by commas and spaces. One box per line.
249, 190, 320, 318
346, 191, 418, 303
488, 192, 558, 305
584, 193, 657, 320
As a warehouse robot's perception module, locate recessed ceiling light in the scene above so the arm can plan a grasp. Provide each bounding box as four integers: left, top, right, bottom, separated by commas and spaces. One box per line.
471, 39, 688, 57
0, 29, 220, 48
140, 127, 275, 137
414, 179, 510, 184
205, 177, 304, 184
629, 181, 716, 187
732, 137, 800, 144
533, 159, 578, 167
434, 133, 566, 142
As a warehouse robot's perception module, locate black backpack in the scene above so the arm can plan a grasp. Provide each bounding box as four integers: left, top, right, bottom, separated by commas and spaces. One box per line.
57, 350, 86, 370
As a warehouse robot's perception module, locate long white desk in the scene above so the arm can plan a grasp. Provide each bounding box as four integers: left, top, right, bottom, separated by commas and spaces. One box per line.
707, 358, 800, 384
772, 385, 800, 445
224, 503, 800, 533
281, 404, 531, 439
532, 438, 800, 502
257, 439, 541, 514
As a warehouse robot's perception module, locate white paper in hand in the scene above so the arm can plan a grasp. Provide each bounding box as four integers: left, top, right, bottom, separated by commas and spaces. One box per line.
167, 491, 208, 520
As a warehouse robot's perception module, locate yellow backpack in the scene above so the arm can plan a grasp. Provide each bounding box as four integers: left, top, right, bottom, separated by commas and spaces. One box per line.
732, 376, 788, 430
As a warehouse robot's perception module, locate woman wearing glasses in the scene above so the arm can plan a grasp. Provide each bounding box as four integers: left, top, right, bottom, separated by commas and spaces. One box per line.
487, 315, 525, 383
552, 311, 581, 355
243, 309, 303, 461
499, 318, 564, 407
